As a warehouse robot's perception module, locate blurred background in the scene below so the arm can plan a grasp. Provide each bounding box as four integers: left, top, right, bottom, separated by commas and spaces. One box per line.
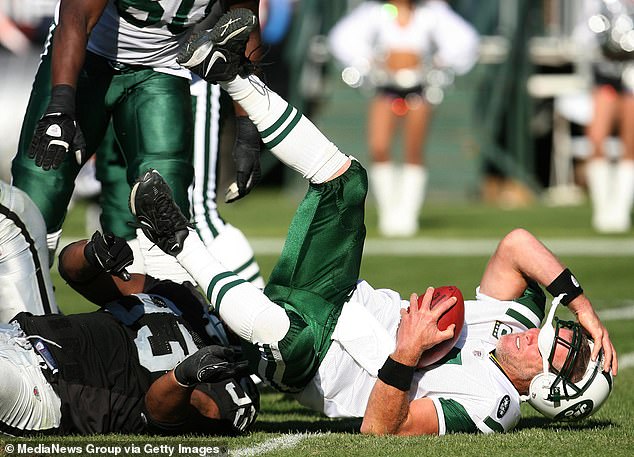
0, 0, 629, 218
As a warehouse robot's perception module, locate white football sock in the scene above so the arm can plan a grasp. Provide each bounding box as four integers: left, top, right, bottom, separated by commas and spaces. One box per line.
204, 223, 265, 289
137, 229, 194, 284
221, 75, 348, 184
176, 230, 289, 344
125, 237, 146, 275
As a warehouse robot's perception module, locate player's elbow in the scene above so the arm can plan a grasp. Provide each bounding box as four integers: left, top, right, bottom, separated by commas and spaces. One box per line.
360, 420, 389, 435
499, 228, 534, 254
360, 417, 407, 436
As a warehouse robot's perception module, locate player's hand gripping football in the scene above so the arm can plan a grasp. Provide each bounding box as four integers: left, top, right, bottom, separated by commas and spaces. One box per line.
84, 230, 133, 281
174, 345, 250, 387
393, 288, 456, 366
28, 85, 87, 170
225, 116, 262, 203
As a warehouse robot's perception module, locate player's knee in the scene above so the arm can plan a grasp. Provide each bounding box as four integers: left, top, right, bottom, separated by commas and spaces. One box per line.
251, 304, 290, 344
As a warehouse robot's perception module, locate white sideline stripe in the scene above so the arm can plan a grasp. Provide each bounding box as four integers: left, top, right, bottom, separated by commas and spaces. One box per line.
598, 304, 634, 321
620, 352, 634, 369
60, 237, 634, 257
231, 433, 321, 457
247, 237, 634, 257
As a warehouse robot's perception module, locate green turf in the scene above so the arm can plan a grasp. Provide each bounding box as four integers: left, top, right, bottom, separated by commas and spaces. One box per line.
4, 195, 631, 457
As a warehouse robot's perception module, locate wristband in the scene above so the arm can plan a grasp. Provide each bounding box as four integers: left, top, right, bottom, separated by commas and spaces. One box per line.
377, 356, 415, 392
546, 268, 583, 306
47, 84, 76, 115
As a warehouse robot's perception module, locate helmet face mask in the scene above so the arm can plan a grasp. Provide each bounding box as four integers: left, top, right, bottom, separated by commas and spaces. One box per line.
527, 296, 613, 421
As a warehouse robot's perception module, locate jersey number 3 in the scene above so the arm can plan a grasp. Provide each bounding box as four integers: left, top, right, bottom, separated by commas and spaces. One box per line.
134, 319, 199, 372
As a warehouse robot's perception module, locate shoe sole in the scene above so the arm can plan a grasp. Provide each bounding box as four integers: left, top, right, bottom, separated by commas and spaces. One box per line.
129, 179, 142, 216
129, 169, 159, 216
178, 8, 257, 68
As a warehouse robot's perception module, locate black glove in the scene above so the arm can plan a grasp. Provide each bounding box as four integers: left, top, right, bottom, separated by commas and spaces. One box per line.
83, 230, 133, 281
173, 345, 250, 387
225, 116, 261, 203
28, 85, 87, 170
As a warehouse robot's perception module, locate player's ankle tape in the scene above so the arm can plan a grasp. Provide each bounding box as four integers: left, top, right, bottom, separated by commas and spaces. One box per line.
378, 356, 415, 391
546, 268, 583, 306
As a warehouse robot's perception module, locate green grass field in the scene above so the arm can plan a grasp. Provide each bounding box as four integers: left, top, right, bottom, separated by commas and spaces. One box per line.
2, 193, 633, 457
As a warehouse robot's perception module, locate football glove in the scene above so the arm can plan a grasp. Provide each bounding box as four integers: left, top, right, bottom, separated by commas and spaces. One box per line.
83, 230, 133, 281
225, 116, 261, 203
173, 345, 250, 387
28, 84, 87, 170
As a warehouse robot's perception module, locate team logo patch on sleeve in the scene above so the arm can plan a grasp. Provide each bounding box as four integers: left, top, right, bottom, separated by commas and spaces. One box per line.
492, 321, 513, 339
497, 395, 510, 419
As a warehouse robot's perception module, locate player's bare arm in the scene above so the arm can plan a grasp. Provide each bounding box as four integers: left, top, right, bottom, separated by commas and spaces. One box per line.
53, 0, 109, 88
144, 345, 250, 432
361, 290, 455, 435
27, 0, 107, 170
479, 228, 617, 375
58, 235, 144, 305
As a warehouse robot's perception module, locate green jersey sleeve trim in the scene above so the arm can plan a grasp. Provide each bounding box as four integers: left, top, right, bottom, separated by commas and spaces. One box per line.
515, 279, 546, 322
505, 308, 537, 329
439, 398, 477, 433
483, 416, 505, 432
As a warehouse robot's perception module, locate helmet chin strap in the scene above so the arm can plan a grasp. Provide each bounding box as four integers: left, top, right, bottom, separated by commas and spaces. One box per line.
520, 294, 565, 402
522, 293, 564, 402
538, 294, 565, 374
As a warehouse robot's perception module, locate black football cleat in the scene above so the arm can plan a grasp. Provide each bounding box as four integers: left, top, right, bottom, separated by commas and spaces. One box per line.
129, 169, 192, 256
177, 8, 257, 83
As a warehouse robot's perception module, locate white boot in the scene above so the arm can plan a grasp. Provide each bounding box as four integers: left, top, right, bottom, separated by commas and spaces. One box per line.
612, 160, 634, 232
586, 159, 614, 233
392, 165, 427, 237
370, 162, 399, 236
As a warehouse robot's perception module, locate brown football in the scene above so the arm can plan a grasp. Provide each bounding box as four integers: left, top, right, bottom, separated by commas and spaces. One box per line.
417, 285, 465, 367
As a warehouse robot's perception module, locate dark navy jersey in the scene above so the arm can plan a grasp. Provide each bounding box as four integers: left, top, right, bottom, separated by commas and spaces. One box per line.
12, 279, 258, 435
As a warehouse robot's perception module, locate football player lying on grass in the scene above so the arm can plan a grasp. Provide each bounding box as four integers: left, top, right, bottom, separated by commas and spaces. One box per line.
127, 8, 617, 436
0, 231, 258, 436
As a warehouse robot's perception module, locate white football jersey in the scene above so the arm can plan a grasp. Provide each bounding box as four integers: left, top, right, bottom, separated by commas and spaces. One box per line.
85, 0, 210, 71
295, 280, 545, 434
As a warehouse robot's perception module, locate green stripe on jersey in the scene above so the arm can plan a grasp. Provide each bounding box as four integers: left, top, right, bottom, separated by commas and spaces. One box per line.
439, 398, 477, 433
505, 308, 537, 329
516, 280, 546, 322
434, 346, 463, 366
484, 416, 504, 432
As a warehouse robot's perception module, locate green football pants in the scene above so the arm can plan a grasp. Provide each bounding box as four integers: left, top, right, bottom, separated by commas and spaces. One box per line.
243, 160, 368, 392
12, 46, 194, 235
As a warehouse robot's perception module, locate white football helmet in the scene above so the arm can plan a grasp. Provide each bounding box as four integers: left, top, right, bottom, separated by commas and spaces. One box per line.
527, 296, 613, 421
